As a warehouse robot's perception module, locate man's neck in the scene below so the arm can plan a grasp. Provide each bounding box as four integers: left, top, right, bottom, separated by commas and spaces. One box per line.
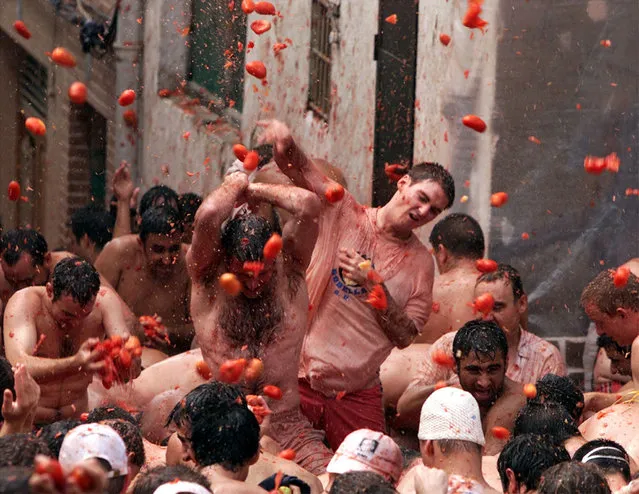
377, 205, 412, 240
435, 452, 486, 486
203, 463, 249, 483
441, 258, 479, 275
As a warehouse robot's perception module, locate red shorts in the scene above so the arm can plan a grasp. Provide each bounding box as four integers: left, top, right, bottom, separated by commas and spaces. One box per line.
298, 378, 386, 451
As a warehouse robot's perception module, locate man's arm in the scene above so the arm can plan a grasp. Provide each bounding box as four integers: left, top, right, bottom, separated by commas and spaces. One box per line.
246, 183, 320, 270
257, 120, 338, 199
111, 162, 139, 238
187, 173, 249, 282
0, 364, 40, 436
3, 292, 105, 383
95, 239, 125, 290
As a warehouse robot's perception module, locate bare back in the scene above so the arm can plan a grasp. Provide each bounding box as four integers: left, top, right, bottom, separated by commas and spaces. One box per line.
416, 266, 480, 344
96, 235, 193, 353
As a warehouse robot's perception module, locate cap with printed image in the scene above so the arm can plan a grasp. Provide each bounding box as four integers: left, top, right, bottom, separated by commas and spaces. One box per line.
418, 387, 485, 446
59, 423, 129, 476
326, 429, 403, 484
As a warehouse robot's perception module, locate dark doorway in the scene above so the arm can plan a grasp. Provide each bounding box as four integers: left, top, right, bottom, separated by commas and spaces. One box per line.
372, 0, 419, 206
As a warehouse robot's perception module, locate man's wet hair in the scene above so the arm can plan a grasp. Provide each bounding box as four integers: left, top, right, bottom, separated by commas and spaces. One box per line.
0, 359, 14, 422
221, 211, 281, 263
166, 381, 246, 428
429, 213, 485, 260
0, 228, 48, 267
51, 257, 100, 306
581, 269, 639, 314
0, 466, 32, 492
178, 193, 203, 223
139, 206, 183, 244
139, 185, 180, 218
0, 433, 52, 467
190, 403, 260, 470
102, 419, 146, 469
514, 401, 580, 446
497, 434, 570, 492
88, 405, 139, 424
453, 320, 508, 368
132, 465, 211, 494
406, 162, 455, 209
329, 471, 398, 494
597, 334, 632, 355
37, 419, 81, 458
531, 374, 585, 422
477, 263, 525, 301
538, 461, 611, 494
70, 206, 114, 250
573, 439, 631, 484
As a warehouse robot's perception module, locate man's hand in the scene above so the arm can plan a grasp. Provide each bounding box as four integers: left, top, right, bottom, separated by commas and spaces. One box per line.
1, 363, 40, 434
75, 339, 106, 374
112, 162, 139, 205
257, 120, 294, 165
338, 248, 373, 290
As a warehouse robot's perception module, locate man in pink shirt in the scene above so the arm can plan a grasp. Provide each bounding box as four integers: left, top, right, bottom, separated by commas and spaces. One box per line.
257, 120, 455, 450
397, 263, 565, 429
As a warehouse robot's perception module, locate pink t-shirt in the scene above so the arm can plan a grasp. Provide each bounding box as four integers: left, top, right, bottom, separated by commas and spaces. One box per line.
300, 191, 434, 396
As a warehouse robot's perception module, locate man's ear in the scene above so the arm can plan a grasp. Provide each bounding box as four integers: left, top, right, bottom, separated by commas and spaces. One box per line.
45, 282, 53, 298
505, 468, 518, 493
81, 233, 92, 250
397, 174, 412, 191
517, 293, 528, 316
616, 307, 629, 319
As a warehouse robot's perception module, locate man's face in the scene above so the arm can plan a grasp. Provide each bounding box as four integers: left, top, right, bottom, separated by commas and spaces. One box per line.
604, 345, 632, 377
586, 303, 639, 347
143, 233, 182, 279
49, 293, 95, 327
227, 257, 275, 299
68, 234, 92, 260
175, 422, 196, 464
457, 351, 507, 408
394, 178, 449, 232
475, 280, 525, 334
1, 253, 46, 291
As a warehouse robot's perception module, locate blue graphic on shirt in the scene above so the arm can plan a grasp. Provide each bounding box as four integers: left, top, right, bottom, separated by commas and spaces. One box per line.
330, 254, 373, 301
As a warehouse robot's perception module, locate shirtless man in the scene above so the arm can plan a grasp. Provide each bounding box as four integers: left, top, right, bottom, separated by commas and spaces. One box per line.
256, 120, 454, 450
580, 260, 639, 412
96, 206, 192, 358
0, 229, 71, 313
3, 257, 139, 424
187, 171, 332, 474
398, 263, 564, 428
404, 319, 525, 454
417, 213, 486, 344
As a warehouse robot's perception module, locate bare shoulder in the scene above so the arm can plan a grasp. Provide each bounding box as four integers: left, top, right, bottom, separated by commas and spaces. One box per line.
102, 234, 142, 256
5, 286, 43, 312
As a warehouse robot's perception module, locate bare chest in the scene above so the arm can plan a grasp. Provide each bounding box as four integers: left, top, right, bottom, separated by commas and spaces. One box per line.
118, 266, 190, 323
32, 312, 105, 358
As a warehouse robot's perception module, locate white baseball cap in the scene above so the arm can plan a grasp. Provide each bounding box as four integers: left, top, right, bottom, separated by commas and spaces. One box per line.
59, 423, 129, 476
418, 387, 485, 446
327, 429, 403, 483
153, 481, 212, 494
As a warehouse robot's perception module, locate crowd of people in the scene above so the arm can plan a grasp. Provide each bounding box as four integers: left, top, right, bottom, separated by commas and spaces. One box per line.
0, 119, 637, 494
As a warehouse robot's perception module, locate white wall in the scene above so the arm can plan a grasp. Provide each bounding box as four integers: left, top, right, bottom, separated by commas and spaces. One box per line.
413, 0, 500, 246
240, 0, 378, 204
